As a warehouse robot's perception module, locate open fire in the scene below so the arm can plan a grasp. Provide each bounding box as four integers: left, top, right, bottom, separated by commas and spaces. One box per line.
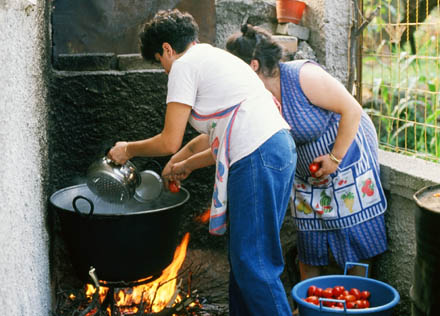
63, 233, 205, 315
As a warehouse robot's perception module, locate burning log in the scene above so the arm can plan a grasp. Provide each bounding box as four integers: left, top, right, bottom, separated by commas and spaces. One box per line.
76, 268, 101, 316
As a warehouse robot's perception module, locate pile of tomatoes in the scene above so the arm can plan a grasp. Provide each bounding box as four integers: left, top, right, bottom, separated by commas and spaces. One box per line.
303, 285, 371, 309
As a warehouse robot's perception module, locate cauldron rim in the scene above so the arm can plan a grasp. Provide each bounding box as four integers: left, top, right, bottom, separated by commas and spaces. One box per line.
49, 183, 190, 216
413, 184, 440, 214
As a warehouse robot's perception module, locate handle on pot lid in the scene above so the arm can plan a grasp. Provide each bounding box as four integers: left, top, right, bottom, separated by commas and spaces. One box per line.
72, 195, 95, 217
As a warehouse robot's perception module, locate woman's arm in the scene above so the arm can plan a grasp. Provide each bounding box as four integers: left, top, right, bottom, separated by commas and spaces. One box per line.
161, 134, 212, 184
167, 134, 211, 163
108, 102, 192, 164
168, 148, 215, 184
299, 63, 363, 177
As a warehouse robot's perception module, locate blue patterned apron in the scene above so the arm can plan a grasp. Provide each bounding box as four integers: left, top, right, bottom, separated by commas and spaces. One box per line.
280, 60, 387, 232
189, 102, 242, 235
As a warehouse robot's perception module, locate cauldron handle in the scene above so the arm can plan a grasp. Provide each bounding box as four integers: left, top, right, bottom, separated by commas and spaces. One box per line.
72, 195, 95, 217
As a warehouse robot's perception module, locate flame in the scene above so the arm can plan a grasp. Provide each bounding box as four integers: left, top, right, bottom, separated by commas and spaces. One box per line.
195, 209, 210, 224
86, 233, 190, 314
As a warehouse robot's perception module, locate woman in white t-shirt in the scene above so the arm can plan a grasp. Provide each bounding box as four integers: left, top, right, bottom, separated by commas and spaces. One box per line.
108, 9, 296, 315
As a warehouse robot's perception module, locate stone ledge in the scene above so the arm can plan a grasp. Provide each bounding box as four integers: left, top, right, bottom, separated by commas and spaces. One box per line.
117, 54, 162, 71
379, 149, 439, 200
53, 53, 117, 71
53, 53, 163, 71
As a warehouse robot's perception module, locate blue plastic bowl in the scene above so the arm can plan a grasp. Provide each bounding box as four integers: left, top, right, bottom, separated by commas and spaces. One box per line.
291, 274, 400, 315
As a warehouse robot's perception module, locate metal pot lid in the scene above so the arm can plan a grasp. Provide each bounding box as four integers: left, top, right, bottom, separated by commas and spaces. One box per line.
134, 170, 163, 202
50, 183, 189, 216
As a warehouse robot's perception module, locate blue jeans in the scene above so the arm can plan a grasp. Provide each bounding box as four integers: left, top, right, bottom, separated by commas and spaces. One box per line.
227, 129, 296, 316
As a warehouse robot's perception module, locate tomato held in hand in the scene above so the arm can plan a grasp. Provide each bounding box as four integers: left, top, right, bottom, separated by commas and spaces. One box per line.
309, 162, 320, 175
168, 181, 180, 193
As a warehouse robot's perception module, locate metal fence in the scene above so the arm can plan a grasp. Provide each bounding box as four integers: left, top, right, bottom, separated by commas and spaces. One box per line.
361, 0, 440, 162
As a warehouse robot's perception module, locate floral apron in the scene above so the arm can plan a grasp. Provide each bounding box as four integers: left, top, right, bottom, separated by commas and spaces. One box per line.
188, 102, 243, 235
292, 114, 387, 231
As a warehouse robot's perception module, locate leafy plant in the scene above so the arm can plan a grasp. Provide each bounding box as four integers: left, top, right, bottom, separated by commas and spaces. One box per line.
362, 0, 440, 162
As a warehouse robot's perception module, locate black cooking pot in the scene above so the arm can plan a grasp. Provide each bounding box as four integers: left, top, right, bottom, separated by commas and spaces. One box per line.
49, 183, 190, 285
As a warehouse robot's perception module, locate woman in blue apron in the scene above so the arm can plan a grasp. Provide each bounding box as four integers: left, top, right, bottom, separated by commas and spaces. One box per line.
226, 24, 387, 281
109, 10, 296, 316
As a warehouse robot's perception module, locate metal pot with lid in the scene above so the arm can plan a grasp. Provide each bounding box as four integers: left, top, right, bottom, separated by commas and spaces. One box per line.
49, 183, 190, 285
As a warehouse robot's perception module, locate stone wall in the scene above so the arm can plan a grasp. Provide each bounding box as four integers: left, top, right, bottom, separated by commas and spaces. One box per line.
0, 0, 52, 315
375, 150, 438, 315
301, 0, 351, 85
214, 0, 351, 85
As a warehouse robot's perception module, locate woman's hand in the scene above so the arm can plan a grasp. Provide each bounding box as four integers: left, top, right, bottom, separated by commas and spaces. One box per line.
311, 154, 339, 178
171, 160, 193, 181
162, 160, 178, 189
162, 160, 192, 192
108, 141, 130, 165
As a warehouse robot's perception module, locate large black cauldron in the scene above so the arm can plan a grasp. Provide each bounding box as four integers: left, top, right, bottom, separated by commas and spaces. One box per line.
50, 183, 189, 285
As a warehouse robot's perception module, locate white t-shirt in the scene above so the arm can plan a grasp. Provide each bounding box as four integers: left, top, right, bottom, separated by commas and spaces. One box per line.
166, 43, 289, 165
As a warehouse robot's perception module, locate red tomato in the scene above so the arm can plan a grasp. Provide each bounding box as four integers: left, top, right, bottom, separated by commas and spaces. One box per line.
349, 288, 361, 300
168, 181, 180, 193
315, 287, 323, 297
354, 300, 363, 308
362, 299, 370, 308
309, 162, 320, 175
305, 296, 319, 305
332, 286, 343, 298
346, 301, 356, 309
344, 294, 356, 302
342, 290, 350, 297
360, 290, 371, 300
322, 288, 333, 298
307, 285, 317, 297
335, 302, 344, 309
323, 300, 334, 307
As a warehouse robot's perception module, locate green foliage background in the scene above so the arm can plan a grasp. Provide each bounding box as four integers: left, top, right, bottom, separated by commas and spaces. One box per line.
362, 0, 439, 162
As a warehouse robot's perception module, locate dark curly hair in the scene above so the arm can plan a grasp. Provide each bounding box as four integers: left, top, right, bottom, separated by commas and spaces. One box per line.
226, 24, 284, 77
139, 9, 199, 62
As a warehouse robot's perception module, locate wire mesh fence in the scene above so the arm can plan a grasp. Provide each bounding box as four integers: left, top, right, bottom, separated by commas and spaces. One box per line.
361, 0, 440, 162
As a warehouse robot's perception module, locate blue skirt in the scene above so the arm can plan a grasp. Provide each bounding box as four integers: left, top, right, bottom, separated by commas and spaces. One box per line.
296, 214, 387, 268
